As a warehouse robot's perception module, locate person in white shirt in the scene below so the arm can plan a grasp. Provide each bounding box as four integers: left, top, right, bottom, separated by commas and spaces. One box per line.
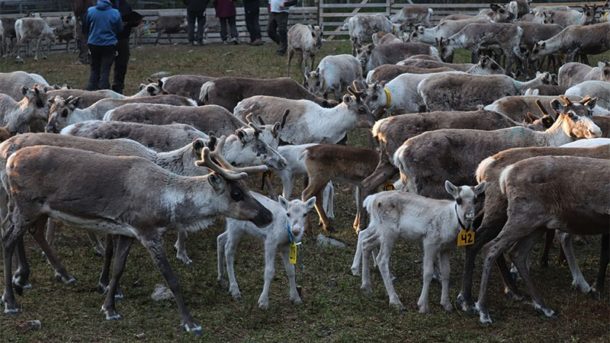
267, 0, 292, 55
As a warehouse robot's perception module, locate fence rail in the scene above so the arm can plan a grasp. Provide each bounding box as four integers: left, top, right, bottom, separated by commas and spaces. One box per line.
0, 1, 606, 46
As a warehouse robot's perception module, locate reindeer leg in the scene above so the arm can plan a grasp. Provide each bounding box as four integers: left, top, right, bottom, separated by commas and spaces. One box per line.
593, 234, 609, 294
97, 234, 114, 293
559, 232, 591, 294
174, 231, 192, 265
141, 234, 201, 334
303, 178, 331, 232
540, 229, 555, 267
101, 235, 133, 320
458, 217, 505, 313
510, 230, 556, 318
12, 237, 31, 293
30, 224, 75, 285
476, 218, 538, 324
2, 224, 21, 313
2, 212, 38, 313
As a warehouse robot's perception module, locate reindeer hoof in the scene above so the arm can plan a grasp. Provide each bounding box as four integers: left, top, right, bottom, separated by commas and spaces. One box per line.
177, 254, 193, 266
360, 284, 372, 296
504, 289, 524, 302
183, 323, 203, 336
4, 306, 20, 315
456, 293, 477, 314
96, 283, 108, 294
101, 306, 122, 320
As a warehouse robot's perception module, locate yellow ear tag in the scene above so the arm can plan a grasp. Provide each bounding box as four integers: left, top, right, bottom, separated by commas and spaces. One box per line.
457, 229, 475, 247
289, 242, 298, 265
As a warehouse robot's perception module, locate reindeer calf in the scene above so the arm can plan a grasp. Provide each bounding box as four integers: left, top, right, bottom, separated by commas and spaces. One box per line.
353, 181, 486, 312
217, 194, 315, 309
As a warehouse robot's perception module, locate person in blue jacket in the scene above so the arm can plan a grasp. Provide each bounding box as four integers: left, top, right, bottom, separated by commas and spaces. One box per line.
83, 0, 122, 90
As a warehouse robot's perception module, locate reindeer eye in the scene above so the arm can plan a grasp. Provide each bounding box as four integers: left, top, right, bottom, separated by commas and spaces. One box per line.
315, 82, 320, 86
286, 213, 291, 218
568, 112, 579, 120
230, 188, 244, 201
456, 198, 462, 205
303, 213, 307, 218
61, 109, 69, 117
372, 95, 378, 101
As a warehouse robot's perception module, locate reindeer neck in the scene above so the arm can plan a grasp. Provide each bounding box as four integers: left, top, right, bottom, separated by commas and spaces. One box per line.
320, 102, 357, 127
537, 115, 573, 146
155, 145, 190, 174
513, 77, 543, 91
161, 174, 220, 231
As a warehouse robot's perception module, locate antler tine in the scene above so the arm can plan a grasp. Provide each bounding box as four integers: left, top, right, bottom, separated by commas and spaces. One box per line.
245, 113, 254, 123
535, 99, 549, 116
581, 95, 592, 104
280, 109, 289, 128
558, 95, 572, 106
248, 122, 262, 134
197, 147, 247, 181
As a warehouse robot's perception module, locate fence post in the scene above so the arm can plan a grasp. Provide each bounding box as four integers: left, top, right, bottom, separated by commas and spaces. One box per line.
386, 0, 392, 16
317, 0, 322, 26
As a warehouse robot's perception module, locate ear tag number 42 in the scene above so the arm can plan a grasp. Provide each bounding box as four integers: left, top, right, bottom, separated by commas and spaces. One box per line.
457, 229, 475, 247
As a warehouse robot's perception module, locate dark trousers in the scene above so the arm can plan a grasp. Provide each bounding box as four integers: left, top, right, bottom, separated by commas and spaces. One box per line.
87, 44, 115, 90
244, 0, 261, 42
112, 38, 130, 94
187, 9, 205, 43
219, 16, 238, 41
76, 15, 89, 63
267, 12, 288, 52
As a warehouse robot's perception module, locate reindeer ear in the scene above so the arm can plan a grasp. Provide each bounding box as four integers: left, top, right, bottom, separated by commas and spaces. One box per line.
342, 94, 352, 104
473, 182, 486, 197
192, 138, 205, 155
490, 3, 500, 11
524, 112, 537, 123
278, 195, 289, 210
444, 180, 459, 198
542, 115, 555, 128
236, 129, 246, 143
272, 122, 280, 138
257, 115, 266, 125
139, 83, 146, 90
550, 99, 564, 113
207, 173, 225, 192
305, 196, 316, 211
205, 135, 217, 150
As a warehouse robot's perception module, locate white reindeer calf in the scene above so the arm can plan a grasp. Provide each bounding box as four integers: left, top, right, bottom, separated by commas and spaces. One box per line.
217, 194, 316, 309
352, 181, 485, 312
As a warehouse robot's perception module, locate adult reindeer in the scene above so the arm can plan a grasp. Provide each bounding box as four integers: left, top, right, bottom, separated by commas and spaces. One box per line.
2, 143, 272, 334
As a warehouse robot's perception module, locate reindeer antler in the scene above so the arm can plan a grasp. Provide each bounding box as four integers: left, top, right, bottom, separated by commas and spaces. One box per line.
535, 99, 549, 116
248, 122, 263, 134
581, 95, 593, 104
558, 95, 572, 106
280, 109, 289, 129
197, 136, 268, 176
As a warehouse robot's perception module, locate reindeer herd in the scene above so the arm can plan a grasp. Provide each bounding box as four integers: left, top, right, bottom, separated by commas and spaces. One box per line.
0, 0, 609, 336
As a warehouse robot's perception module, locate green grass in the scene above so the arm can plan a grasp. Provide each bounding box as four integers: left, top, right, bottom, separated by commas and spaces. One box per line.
0, 42, 609, 342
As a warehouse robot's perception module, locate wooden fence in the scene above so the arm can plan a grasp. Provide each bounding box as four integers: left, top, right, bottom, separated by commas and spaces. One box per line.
0, 1, 606, 46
